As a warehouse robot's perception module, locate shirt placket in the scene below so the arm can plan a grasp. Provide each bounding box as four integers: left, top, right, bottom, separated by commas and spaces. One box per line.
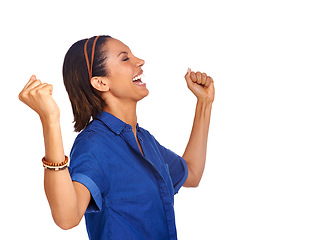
120, 128, 178, 240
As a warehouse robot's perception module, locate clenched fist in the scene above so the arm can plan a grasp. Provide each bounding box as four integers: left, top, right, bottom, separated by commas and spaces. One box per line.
185, 68, 215, 103
19, 75, 60, 123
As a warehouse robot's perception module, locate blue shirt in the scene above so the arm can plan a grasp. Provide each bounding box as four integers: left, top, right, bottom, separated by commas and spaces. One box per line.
69, 111, 188, 240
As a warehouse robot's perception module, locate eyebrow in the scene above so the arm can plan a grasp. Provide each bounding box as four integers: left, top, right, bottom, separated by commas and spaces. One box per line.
118, 51, 128, 57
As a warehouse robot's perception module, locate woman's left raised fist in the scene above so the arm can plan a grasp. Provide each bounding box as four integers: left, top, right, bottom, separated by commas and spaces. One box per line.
184, 68, 215, 103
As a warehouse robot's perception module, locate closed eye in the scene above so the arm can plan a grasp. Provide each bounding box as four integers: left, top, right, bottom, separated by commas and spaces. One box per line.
123, 57, 129, 61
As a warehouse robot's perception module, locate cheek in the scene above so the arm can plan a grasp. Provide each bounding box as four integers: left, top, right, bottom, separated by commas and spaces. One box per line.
109, 72, 133, 96
113, 72, 132, 87
111, 63, 133, 80
106, 61, 135, 93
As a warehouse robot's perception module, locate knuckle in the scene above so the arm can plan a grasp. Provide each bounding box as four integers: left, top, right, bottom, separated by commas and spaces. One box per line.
18, 92, 25, 101
29, 89, 37, 97
34, 80, 41, 85
29, 89, 34, 95
37, 88, 43, 94
37, 87, 46, 95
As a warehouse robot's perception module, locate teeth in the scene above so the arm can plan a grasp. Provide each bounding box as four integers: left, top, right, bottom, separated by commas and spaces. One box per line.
132, 74, 143, 81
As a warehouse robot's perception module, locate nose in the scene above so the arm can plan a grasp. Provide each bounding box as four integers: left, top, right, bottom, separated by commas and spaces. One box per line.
136, 57, 145, 67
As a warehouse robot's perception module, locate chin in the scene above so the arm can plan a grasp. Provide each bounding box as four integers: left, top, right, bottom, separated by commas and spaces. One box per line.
137, 89, 149, 101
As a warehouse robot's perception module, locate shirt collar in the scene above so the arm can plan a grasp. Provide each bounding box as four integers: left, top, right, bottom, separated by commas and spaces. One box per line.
95, 111, 141, 134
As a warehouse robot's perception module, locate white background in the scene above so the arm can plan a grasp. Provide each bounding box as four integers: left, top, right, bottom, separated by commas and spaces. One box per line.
1, 0, 310, 239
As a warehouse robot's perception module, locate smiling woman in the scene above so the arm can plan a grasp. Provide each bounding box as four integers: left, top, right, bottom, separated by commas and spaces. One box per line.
95, 38, 149, 108
18, 35, 214, 240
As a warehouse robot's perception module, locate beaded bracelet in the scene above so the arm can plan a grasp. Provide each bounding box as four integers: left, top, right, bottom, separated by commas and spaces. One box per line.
42, 156, 69, 171
43, 163, 68, 171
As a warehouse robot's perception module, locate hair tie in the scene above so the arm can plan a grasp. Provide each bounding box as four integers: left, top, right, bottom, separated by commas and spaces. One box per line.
84, 35, 101, 80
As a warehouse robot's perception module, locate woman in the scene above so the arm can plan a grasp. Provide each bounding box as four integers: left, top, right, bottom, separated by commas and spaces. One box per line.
18, 35, 215, 240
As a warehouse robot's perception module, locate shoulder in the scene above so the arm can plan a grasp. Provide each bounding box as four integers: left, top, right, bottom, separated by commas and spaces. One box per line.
71, 120, 112, 156
138, 126, 158, 143
73, 129, 99, 150
138, 126, 168, 154
69, 124, 111, 171
75, 119, 114, 142
70, 130, 99, 160
138, 126, 151, 137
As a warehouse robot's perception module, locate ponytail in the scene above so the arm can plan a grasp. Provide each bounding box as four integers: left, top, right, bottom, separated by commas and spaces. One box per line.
63, 35, 111, 132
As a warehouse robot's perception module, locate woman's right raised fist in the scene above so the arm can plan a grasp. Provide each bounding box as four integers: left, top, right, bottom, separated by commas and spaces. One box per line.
19, 75, 60, 122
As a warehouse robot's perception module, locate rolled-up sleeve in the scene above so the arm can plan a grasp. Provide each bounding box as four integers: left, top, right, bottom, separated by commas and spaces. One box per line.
140, 129, 189, 194
158, 145, 188, 194
69, 132, 110, 213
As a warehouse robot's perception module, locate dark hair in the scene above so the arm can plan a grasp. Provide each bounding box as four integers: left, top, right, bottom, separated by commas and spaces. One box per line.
63, 35, 112, 132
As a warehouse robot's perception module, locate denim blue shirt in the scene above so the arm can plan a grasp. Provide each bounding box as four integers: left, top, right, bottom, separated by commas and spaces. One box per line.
69, 111, 188, 240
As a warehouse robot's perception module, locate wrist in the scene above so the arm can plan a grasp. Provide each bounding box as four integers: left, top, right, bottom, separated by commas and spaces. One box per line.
40, 115, 60, 127
197, 98, 213, 109
40, 116, 62, 142
40, 117, 65, 164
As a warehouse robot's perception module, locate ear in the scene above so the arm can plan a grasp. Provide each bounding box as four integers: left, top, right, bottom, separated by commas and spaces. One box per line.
90, 76, 110, 92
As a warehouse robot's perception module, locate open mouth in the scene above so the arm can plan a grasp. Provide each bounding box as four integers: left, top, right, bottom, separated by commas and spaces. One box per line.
132, 73, 145, 86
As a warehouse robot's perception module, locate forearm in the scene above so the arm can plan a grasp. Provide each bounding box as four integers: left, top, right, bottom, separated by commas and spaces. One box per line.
41, 118, 81, 229
183, 100, 212, 187
19, 76, 88, 229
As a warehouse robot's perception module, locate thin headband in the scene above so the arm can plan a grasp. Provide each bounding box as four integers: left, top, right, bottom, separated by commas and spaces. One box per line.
84, 35, 101, 80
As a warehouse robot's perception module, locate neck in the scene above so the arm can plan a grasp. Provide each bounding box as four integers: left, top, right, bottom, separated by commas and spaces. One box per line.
103, 99, 138, 134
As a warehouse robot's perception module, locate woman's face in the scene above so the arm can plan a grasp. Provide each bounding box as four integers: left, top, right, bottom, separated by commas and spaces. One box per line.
103, 38, 149, 103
